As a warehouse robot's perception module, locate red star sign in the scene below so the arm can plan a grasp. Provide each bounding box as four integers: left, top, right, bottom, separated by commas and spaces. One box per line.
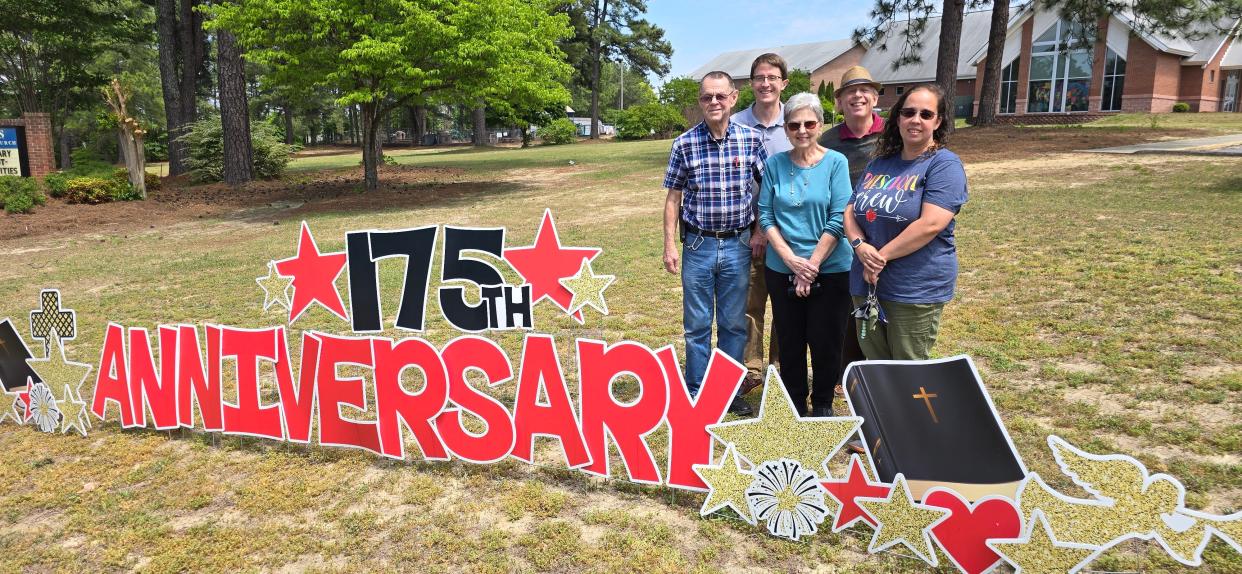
821, 454, 893, 532
504, 210, 600, 322
274, 222, 349, 323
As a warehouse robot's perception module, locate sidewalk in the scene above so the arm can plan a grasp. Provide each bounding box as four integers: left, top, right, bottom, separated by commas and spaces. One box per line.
1085, 133, 1242, 156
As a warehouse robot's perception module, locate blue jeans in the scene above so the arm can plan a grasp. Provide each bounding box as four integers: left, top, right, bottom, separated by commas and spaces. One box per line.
682, 229, 751, 395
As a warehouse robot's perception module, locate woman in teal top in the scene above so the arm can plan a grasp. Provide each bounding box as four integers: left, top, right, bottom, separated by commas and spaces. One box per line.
757, 92, 854, 417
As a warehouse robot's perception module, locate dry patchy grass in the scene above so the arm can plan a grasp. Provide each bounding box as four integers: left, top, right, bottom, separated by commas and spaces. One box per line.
1, 134, 1239, 572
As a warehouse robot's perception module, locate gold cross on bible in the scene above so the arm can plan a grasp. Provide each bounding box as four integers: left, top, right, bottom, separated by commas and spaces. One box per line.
911, 386, 939, 424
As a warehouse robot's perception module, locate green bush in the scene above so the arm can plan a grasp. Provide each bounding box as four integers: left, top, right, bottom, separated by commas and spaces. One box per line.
539, 118, 578, 145
67, 147, 115, 178
44, 172, 70, 198
615, 103, 688, 140
181, 116, 295, 183
63, 174, 130, 204
0, 177, 47, 213
1172, 102, 1190, 113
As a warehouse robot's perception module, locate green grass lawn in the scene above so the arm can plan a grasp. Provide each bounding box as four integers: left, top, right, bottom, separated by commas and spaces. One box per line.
1085, 112, 1242, 133
4, 136, 1241, 572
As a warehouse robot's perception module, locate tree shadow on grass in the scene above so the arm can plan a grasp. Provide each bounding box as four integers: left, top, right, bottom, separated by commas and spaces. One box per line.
1204, 176, 1242, 194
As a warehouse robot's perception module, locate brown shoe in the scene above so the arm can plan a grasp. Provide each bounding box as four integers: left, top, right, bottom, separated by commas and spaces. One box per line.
846, 439, 865, 454
739, 373, 764, 395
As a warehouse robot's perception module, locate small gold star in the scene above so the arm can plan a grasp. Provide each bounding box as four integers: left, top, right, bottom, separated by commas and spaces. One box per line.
694, 445, 757, 524
857, 474, 950, 566
558, 258, 615, 316
256, 260, 294, 313
707, 366, 860, 475
988, 511, 1099, 574
0, 390, 24, 425
55, 386, 90, 436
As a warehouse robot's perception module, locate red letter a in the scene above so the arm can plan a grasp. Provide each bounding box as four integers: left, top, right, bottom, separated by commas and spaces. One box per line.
91, 323, 135, 426
512, 335, 590, 468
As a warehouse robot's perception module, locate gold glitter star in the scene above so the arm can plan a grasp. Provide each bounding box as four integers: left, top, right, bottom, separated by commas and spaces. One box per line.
694, 445, 757, 525
26, 330, 91, 406
257, 260, 294, 313
857, 474, 950, 566
55, 385, 90, 436
988, 511, 1099, 574
0, 390, 24, 425
707, 366, 860, 475
558, 258, 615, 316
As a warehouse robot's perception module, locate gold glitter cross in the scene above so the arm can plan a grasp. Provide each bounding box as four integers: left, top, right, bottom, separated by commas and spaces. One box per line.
911, 386, 939, 424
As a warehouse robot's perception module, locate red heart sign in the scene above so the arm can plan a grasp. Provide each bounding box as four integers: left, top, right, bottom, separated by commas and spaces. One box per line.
924, 489, 1021, 574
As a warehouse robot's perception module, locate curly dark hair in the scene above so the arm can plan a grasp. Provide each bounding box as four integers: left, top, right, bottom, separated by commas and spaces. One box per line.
873, 83, 951, 159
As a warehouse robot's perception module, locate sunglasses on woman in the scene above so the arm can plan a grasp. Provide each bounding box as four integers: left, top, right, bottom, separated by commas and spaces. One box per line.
785, 120, 819, 131
898, 107, 937, 120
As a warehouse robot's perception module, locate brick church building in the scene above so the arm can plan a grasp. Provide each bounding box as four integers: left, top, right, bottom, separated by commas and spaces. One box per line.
691, 4, 1240, 121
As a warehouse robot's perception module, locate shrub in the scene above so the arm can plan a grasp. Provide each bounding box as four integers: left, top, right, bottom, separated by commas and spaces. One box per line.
539, 118, 578, 145
64, 175, 130, 204
615, 103, 688, 140
181, 116, 295, 183
1172, 102, 1190, 113
0, 177, 47, 213
44, 172, 70, 198
67, 147, 115, 178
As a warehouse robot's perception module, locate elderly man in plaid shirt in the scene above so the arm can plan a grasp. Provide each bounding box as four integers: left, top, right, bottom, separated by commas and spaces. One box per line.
662, 71, 768, 416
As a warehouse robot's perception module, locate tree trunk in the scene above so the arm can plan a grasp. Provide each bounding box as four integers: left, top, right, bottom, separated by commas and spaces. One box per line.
360, 102, 381, 191
412, 105, 427, 145
975, 1, 1010, 126
59, 129, 73, 170
588, 0, 609, 140
156, 0, 185, 175
935, 0, 966, 131
218, 28, 253, 185
177, 0, 204, 143
473, 104, 487, 147
283, 104, 295, 145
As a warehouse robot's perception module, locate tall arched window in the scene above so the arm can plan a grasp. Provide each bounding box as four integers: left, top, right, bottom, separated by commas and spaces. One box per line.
1027, 19, 1092, 113
1101, 48, 1126, 111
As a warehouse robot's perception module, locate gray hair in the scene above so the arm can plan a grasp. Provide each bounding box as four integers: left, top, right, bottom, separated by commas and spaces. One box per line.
700, 70, 733, 88
783, 92, 824, 124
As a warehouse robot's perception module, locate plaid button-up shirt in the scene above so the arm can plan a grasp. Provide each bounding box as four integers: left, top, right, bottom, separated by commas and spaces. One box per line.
663, 121, 768, 232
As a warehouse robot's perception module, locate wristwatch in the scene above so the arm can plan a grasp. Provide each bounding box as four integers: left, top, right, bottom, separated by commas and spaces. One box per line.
849, 237, 863, 249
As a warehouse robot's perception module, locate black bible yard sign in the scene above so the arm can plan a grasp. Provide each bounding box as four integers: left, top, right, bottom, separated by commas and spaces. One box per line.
3, 212, 1240, 574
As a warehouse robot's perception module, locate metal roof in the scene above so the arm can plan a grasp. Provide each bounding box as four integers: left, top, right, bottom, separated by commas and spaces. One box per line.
1223, 40, 1242, 69
690, 39, 857, 80
859, 10, 994, 83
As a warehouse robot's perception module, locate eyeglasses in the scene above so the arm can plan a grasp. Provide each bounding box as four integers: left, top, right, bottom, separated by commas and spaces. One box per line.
785, 120, 820, 131
898, 107, 937, 120
699, 92, 735, 103
751, 75, 784, 84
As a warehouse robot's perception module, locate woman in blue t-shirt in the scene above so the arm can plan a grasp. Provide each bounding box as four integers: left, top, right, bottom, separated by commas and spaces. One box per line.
842, 83, 968, 360
757, 93, 854, 417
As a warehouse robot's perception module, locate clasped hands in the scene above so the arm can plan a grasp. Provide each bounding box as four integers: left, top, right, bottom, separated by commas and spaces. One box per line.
783, 255, 819, 297
855, 242, 886, 285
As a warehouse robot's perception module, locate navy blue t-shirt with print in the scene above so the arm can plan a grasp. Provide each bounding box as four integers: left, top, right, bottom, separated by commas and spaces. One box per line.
849, 148, 968, 303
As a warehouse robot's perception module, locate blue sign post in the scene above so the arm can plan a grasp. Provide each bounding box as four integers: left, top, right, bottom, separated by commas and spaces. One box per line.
0, 127, 22, 177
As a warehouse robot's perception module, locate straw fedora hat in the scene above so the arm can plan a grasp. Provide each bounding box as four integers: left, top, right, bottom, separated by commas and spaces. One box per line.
835, 66, 882, 97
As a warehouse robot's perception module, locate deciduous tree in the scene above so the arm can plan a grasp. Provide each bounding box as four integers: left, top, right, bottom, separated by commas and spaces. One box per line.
213, 0, 572, 191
